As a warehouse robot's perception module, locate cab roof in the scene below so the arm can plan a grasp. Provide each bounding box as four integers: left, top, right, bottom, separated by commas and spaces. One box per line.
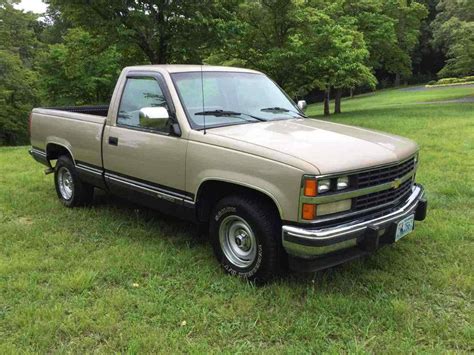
124, 64, 262, 74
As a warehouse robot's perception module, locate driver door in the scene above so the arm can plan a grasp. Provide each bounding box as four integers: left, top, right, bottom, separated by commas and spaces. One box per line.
102, 72, 190, 206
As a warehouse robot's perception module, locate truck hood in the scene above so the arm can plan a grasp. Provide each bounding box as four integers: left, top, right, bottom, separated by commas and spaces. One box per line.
206, 119, 418, 174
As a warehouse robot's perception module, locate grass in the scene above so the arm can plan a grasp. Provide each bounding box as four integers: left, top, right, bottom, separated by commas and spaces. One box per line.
1, 85, 473, 352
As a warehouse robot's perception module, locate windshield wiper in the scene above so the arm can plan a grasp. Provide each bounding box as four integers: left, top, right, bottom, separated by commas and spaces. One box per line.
260, 107, 307, 118
195, 110, 242, 116
195, 110, 267, 122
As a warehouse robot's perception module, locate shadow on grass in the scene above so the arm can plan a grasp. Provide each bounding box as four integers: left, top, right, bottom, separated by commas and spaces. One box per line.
89, 188, 378, 286
91, 188, 205, 246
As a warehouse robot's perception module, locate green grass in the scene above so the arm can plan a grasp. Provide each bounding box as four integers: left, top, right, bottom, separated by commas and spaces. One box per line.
1, 85, 473, 352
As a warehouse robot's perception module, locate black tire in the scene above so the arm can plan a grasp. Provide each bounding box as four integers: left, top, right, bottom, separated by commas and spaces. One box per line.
209, 195, 284, 283
54, 155, 94, 207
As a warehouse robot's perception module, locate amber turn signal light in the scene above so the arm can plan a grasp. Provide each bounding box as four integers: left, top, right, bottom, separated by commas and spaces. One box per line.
304, 179, 317, 197
302, 203, 316, 220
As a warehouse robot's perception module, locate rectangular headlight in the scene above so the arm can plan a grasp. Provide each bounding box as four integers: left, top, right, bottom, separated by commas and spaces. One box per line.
317, 199, 352, 216
318, 179, 331, 193
337, 176, 349, 190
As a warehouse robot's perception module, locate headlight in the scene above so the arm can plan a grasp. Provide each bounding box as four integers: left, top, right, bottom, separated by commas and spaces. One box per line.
317, 199, 352, 216
303, 176, 351, 196
337, 176, 349, 190
318, 179, 331, 193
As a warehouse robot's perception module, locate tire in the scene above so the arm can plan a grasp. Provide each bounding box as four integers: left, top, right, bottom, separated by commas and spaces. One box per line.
54, 155, 94, 207
209, 195, 283, 283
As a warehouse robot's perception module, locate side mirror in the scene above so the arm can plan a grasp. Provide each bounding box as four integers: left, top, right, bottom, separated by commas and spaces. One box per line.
139, 107, 169, 130
297, 100, 307, 112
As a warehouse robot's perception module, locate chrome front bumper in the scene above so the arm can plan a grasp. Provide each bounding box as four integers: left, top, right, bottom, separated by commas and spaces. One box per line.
282, 184, 427, 269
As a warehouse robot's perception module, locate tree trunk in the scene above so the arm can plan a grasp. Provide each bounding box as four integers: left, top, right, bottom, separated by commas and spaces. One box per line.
394, 73, 401, 87
350, 87, 354, 98
334, 88, 342, 114
323, 87, 330, 116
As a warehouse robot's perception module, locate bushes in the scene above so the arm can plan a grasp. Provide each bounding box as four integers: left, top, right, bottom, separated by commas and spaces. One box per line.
427, 76, 474, 87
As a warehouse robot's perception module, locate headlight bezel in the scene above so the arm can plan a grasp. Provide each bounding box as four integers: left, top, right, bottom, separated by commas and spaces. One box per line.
303, 175, 351, 197
300, 174, 353, 221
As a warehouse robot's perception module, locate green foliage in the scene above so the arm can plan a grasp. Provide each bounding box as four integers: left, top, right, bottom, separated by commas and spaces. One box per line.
45, 0, 240, 64
208, 1, 376, 98
38, 28, 122, 105
2, 0, 464, 144
0, 1, 41, 145
428, 76, 474, 86
382, 0, 428, 82
432, 0, 474, 78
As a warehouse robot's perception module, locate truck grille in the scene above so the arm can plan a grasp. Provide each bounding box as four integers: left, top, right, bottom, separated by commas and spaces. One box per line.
354, 157, 416, 189
353, 179, 413, 211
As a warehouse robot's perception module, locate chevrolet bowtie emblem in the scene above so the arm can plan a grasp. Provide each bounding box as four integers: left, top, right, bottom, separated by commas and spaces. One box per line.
393, 178, 401, 189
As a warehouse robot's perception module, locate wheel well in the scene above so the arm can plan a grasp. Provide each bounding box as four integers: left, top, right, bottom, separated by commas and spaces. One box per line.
46, 143, 73, 165
195, 180, 281, 223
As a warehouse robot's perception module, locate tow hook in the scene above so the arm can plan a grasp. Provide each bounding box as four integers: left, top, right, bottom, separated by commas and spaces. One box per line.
44, 167, 54, 175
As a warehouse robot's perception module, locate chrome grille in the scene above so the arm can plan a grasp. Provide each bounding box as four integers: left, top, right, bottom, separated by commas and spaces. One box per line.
354, 157, 416, 189
353, 179, 413, 211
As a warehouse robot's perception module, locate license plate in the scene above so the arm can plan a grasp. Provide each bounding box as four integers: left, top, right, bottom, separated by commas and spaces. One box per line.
395, 214, 415, 241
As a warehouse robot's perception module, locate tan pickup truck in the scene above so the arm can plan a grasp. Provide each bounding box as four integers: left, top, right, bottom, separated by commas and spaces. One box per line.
29, 65, 427, 282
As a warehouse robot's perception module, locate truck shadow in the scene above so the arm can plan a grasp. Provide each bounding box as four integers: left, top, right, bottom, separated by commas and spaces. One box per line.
92, 188, 206, 245
91, 188, 375, 285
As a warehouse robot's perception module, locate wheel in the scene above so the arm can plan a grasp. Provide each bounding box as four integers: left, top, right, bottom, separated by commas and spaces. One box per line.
54, 155, 94, 207
209, 195, 283, 283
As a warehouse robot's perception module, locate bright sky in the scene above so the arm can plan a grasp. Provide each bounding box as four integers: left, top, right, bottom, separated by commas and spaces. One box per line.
14, 0, 48, 14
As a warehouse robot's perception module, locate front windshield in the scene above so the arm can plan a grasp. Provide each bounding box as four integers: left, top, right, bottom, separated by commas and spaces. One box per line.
171, 71, 302, 129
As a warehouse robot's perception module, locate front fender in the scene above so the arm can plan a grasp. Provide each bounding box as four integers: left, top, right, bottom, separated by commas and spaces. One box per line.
186, 141, 304, 222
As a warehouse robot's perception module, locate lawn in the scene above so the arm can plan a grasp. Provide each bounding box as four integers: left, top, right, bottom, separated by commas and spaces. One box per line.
1, 85, 473, 352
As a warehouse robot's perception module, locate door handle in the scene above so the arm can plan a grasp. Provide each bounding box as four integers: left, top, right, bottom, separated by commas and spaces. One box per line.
109, 136, 118, 146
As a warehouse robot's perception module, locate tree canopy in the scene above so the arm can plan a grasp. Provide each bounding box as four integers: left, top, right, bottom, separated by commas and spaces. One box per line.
432, 0, 474, 77
0, 0, 41, 145
0, 0, 471, 144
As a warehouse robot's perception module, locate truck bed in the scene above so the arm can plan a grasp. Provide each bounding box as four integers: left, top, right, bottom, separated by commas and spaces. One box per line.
44, 105, 109, 117
30, 106, 108, 169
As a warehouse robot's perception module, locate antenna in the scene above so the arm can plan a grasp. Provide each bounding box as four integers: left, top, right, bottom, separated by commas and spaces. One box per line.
200, 64, 207, 135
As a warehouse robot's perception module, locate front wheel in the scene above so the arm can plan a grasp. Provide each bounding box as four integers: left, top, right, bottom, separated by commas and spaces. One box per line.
209, 195, 283, 283
54, 156, 94, 207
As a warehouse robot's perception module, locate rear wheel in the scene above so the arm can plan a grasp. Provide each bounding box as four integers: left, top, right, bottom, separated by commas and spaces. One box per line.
54, 156, 94, 207
210, 195, 283, 283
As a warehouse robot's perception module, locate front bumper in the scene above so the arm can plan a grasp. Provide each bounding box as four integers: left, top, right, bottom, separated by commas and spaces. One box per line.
282, 184, 427, 272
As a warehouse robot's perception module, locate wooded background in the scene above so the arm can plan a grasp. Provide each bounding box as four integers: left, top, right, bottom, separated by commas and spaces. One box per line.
1, 0, 473, 145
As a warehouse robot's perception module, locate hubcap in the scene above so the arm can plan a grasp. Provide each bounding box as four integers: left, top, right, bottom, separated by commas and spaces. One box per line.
58, 166, 74, 200
219, 215, 257, 268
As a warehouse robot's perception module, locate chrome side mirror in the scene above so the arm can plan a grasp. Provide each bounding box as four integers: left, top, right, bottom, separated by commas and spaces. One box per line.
139, 106, 169, 120
297, 100, 307, 112
139, 107, 169, 130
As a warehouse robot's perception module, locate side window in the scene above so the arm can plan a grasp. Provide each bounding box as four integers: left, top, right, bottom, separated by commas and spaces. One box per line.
117, 77, 169, 132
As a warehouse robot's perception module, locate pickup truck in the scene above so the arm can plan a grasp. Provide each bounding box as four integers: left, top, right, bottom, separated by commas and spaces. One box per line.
29, 65, 428, 282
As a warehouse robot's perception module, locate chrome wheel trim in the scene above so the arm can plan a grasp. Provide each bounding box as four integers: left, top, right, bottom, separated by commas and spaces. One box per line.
219, 215, 257, 268
58, 166, 74, 200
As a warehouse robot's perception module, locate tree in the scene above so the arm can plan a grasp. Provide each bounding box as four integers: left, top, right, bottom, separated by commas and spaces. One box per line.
0, 1, 41, 145
411, 0, 445, 82
207, 0, 301, 91
45, 0, 240, 64
432, 0, 474, 78
382, 0, 428, 85
207, 1, 376, 115
38, 28, 123, 105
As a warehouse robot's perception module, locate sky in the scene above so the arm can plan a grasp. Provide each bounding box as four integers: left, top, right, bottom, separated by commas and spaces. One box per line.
13, 0, 48, 14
